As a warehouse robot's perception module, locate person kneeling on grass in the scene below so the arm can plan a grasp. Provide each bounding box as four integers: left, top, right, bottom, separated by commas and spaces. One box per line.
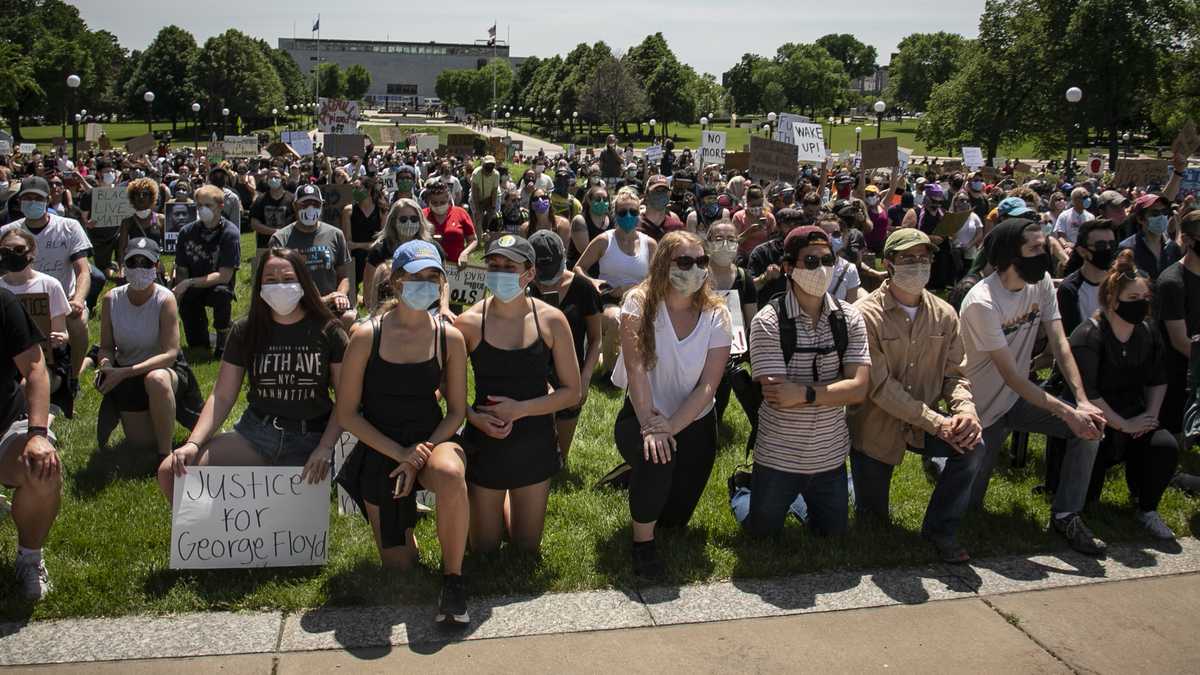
0, 287, 60, 600
731, 225, 871, 538
847, 229, 985, 564
612, 231, 732, 580
336, 240, 472, 626
158, 248, 345, 501
171, 184, 240, 359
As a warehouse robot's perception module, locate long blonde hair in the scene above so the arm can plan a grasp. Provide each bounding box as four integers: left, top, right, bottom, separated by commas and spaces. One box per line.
634, 230, 724, 371
377, 198, 434, 248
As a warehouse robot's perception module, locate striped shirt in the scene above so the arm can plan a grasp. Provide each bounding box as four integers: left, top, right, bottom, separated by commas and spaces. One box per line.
749, 289, 870, 474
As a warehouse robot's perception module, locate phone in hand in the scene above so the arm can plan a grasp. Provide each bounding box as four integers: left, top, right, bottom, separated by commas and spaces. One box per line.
93, 369, 107, 390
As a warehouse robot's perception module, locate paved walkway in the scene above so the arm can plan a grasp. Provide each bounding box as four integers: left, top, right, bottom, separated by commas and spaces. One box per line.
3, 537, 1199, 671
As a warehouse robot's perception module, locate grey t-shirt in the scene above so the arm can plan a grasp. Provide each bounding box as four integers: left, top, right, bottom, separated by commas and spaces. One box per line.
268, 222, 350, 295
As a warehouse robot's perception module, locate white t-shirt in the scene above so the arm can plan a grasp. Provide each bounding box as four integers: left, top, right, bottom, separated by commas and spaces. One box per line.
827, 257, 860, 301
1, 215, 92, 297
0, 270, 70, 319
1053, 208, 1094, 245
961, 272, 1061, 427
954, 212, 984, 258
612, 289, 733, 420
1077, 278, 1100, 325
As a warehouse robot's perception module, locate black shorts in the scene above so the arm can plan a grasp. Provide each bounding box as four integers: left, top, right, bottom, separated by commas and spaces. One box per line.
335, 441, 422, 549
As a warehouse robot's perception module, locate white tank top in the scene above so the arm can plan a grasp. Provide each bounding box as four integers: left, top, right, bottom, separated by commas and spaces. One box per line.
110, 283, 170, 367
598, 230, 651, 288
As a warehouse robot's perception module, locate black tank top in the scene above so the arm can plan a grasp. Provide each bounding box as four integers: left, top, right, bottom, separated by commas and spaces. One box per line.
470, 298, 552, 410
361, 315, 445, 446
350, 202, 382, 244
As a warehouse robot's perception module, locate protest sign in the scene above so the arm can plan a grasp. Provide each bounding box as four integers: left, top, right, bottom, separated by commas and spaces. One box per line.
1113, 158, 1170, 188
164, 203, 197, 254
1176, 167, 1200, 198
224, 135, 259, 158
322, 133, 365, 159
446, 133, 476, 157
942, 159, 964, 174
0, 130, 10, 144
266, 141, 299, 159
14, 293, 53, 364
18, 143, 36, 155
320, 184, 355, 224
414, 134, 439, 152
644, 145, 663, 166
933, 210, 971, 239
0, 141, 10, 156
91, 187, 134, 230
981, 165, 1001, 182
725, 151, 750, 172
85, 123, 104, 142
961, 147, 984, 169
718, 289, 747, 355
379, 126, 404, 144
1172, 120, 1199, 159
860, 137, 898, 171
696, 130, 727, 169
317, 97, 359, 133
282, 130, 314, 156
773, 112, 810, 145
791, 123, 826, 164
333, 432, 361, 517
898, 149, 911, 172
169, 466, 330, 569
125, 133, 156, 157
750, 135, 800, 184
446, 261, 488, 305
1013, 161, 1034, 178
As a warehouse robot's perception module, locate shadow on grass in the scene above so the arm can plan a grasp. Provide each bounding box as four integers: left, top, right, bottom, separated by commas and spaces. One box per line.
70, 438, 160, 498
141, 564, 323, 605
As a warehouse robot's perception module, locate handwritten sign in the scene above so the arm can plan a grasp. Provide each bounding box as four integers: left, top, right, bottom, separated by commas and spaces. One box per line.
15, 293, 53, 364
860, 137, 898, 171
91, 187, 134, 230
414, 134, 439, 152
206, 141, 225, 163
18, 143, 36, 155
750, 135, 800, 185
317, 98, 359, 133
696, 130, 727, 170
791, 123, 826, 164
445, 261, 487, 305
164, 203, 197, 254
332, 432, 362, 517
224, 135, 259, 158
1113, 158, 1170, 188
961, 147, 984, 170
644, 145, 663, 167
725, 151, 750, 172
170, 466, 330, 569
282, 130, 314, 156
718, 289, 746, 355
322, 133, 365, 160
773, 112, 810, 145
125, 133, 156, 157
1176, 167, 1200, 198
898, 149, 911, 172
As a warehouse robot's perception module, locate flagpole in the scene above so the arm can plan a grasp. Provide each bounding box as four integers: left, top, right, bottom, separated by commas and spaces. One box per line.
314, 15, 320, 130
492, 19, 497, 128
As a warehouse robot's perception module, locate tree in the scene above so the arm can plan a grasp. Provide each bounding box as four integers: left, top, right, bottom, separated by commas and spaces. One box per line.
722, 53, 768, 115
815, 33, 878, 80
194, 29, 285, 127
345, 64, 371, 101
265, 47, 308, 106
124, 25, 198, 131
433, 59, 512, 114
1151, 0, 1200, 137
685, 70, 729, 120
626, 33, 692, 136
316, 62, 346, 99
0, 42, 43, 138
509, 55, 542, 109
773, 43, 849, 116
579, 55, 647, 133
886, 32, 967, 111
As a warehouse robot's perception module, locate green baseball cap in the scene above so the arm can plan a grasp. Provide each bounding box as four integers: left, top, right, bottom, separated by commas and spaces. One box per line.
883, 228, 933, 257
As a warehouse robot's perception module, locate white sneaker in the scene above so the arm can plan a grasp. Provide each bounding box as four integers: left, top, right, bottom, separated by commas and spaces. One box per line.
1135, 510, 1175, 540
16, 554, 51, 600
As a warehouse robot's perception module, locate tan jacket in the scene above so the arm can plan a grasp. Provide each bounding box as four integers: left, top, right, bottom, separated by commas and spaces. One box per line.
848, 282, 977, 465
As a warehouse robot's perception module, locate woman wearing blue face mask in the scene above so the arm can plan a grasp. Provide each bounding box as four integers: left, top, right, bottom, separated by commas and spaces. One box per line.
685, 186, 730, 237
453, 234, 581, 553
521, 187, 571, 246
336, 239, 473, 626
569, 186, 612, 271
1119, 193, 1180, 280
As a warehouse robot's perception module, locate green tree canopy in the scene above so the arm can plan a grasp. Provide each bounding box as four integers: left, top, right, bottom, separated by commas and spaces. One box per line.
815, 33, 879, 80
344, 64, 371, 101
885, 32, 967, 111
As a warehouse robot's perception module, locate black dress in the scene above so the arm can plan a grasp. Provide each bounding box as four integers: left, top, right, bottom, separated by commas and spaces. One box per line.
349, 203, 383, 290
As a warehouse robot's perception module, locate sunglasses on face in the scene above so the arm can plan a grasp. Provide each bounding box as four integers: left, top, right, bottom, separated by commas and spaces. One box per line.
673, 255, 710, 270
396, 215, 420, 224
615, 208, 638, 218
800, 253, 837, 270
0, 246, 28, 256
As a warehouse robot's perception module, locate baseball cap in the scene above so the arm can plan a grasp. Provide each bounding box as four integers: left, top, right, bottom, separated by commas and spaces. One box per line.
646, 175, 670, 191
124, 236, 161, 263
1096, 190, 1128, 208
485, 233, 536, 265
767, 181, 795, 198
482, 155, 497, 165
391, 239, 445, 274
295, 183, 323, 204
784, 225, 830, 254
864, 184, 880, 194
833, 199, 857, 219
997, 196, 1034, 217
1131, 193, 1169, 214
17, 177, 49, 199
883, 229, 932, 257
528, 229, 565, 276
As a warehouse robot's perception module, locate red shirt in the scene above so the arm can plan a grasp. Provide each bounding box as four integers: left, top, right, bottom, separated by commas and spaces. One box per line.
637, 210, 684, 241
425, 205, 475, 262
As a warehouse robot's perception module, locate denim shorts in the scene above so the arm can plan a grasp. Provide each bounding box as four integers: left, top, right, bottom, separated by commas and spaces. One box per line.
233, 409, 325, 466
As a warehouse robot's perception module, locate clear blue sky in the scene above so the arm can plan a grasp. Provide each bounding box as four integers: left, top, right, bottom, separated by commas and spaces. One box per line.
73, 1, 985, 76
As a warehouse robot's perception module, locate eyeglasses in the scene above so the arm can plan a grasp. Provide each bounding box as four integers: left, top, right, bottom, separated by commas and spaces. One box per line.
708, 236, 737, 244
673, 255, 710, 270
801, 253, 837, 270
615, 208, 639, 218
125, 258, 156, 269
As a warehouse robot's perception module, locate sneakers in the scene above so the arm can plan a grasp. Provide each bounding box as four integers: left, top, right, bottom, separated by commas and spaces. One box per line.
436, 574, 469, 626
1051, 513, 1107, 556
15, 554, 51, 601
1169, 472, 1200, 495
1135, 510, 1176, 540
596, 462, 632, 490
631, 539, 665, 582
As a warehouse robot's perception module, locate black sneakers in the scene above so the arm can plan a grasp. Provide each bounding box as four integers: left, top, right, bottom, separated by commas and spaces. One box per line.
631, 539, 665, 582
1051, 513, 1107, 556
436, 573, 469, 626
596, 462, 632, 490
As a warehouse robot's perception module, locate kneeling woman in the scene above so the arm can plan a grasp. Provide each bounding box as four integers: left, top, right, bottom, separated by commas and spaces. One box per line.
158, 248, 346, 498
336, 240, 472, 625
454, 235, 581, 552
613, 231, 732, 580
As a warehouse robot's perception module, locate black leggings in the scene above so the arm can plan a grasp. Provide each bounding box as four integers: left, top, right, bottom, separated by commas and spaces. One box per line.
614, 398, 717, 527
1087, 428, 1178, 512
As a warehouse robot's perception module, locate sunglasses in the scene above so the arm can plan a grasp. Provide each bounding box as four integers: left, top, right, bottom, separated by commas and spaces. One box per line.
125, 258, 156, 269
673, 255, 710, 270
0, 246, 29, 256
396, 215, 420, 224
800, 253, 837, 270
615, 208, 638, 218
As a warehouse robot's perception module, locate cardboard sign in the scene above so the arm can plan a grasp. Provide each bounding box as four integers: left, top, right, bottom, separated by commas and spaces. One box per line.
91, 187, 134, 230
85, 123, 104, 142
981, 165, 1001, 182
169, 466, 330, 569
125, 133, 156, 157
332, 432, 362, 517
379, 126, 404, 144
319, 184, 354, 224
266, 141, 299, 159
445, 261, 488, 306
1113, 158, 1170, 188
933, 210, 971, 239
724, 151, 750, 172
206, 141, 225, 163
773, 112, 810, 145
98, 135, 112, 151
941, 159, 964, 174
791, 123, 826, 164
860, 137, 898, 171
317, 97, 359, 133
696, 130, 727, 169
322, 133, 365, 159
961, 147, 984, 169
224, 135, 259, 158
18, 143, 37, 155
750, 135, 799, 184
446, 133, 476, 149
1177, 167, 1200, 198
282, 130, 313, 156
14, 293, 53, 364
718, 289, 746, 355
1172, 120, 1199, 159
164, 203, 197, 254
414, 134, 439, 152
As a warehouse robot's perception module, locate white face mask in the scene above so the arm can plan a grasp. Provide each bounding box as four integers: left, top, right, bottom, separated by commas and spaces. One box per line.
298, 206, 321, 226
890, 262, 931, 295
791, 264, 833, 297
102, 172, 116, 186
669, 267, 709, 295
430, 203, 450, 217
260, 282, 304, 315
126, 267, 157, 291
135, 208, 152, 219
866, 196, 878, 206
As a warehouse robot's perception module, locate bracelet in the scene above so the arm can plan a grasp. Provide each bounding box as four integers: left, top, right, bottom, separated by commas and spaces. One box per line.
27, 426, 48, 438
180, 440, 199, 452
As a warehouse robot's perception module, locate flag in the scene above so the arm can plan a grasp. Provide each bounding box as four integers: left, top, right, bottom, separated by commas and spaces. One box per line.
312, 16, 320, 32
487, 23, 496, 46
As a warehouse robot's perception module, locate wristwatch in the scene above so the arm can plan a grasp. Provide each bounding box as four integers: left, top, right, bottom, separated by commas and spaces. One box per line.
804, 386, 817, 404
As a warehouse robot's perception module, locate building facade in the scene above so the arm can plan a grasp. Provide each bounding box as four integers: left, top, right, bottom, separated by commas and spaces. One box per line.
849, 65, 890, 95
278, 37, 524, 108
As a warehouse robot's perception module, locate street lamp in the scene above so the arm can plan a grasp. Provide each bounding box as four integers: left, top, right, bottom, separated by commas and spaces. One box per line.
272, 107, 278, 134
827, 116, 834, 151
143, 91, 155, 133
1065, 86, 1083, 172
699, 116, 709, 130
222, 107, 230, 139
762, 124, 770, 137
767, 111, 777, 137
873, 100, 886, 139
66, 74, 81, 161
191, 102, 200, 152
855, 126, 862, 153
1122, 131, 1131, 159
649, 118, 656, 141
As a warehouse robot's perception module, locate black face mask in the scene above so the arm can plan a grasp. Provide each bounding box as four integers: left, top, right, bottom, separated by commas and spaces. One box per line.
1115, 298, 1150, 325
0, 251, 32, 273
1014, 253, 1050, 284
1087, 244, 1115, 270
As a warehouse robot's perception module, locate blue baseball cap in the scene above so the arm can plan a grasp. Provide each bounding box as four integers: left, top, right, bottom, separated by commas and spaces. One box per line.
997, 196, 1033, 217
392, 240, 444, 274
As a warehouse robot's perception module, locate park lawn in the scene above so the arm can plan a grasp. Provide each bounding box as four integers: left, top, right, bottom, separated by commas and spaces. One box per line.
0, 230, 1197, 622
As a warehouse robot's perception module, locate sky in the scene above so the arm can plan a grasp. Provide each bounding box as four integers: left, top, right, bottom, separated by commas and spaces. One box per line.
72, 1, 985, 76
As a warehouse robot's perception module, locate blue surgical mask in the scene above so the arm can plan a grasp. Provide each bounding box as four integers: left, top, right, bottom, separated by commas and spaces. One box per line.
400, 280, 441, 311
1147, 214, 1169, 235
485, 271, 524, 302
20, 200, 47, 221
1082, 197, 1092, 209
616, 212, 638, 232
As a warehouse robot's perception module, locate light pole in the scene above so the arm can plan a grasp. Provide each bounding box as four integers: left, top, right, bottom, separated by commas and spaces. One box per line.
649, 118, 656, 142
762, 124, 770, 138
66, 74, 81, 162
855, 126, 862, 153
143, 91, 155, 133
272, 107, 278, 134
826, 116, 834, 153
222, 107, 230, 139
699, 116, 709, 131
1122, 131, 1131, 159
191, 102, 200, 152
572, 110, 578, 139
1065, 86, 1082, 173
873, 100, 886, 139
767, 111, 777, 138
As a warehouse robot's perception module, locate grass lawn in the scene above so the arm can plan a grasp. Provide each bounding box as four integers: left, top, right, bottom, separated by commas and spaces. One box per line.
1, 232, 1198, 622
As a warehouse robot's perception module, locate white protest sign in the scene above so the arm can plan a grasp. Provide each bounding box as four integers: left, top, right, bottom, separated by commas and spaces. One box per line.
773, 112, 809, 145
225, 135, 259, 158
696, 131, 727, 169
898, 149, 911, 172
718, 289, 747, 355
644, 145, 663, 166
961, 147, 984, 169
282, 130, 314, 156
19, 143, 36, 155
415, 134, 439, 153
91, 187, 134, 230
446, 261, 487, 306
317, 98, 360, 134
170, 466, 330, 569
791, 123, 827, 163
332, 432, 361, 517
